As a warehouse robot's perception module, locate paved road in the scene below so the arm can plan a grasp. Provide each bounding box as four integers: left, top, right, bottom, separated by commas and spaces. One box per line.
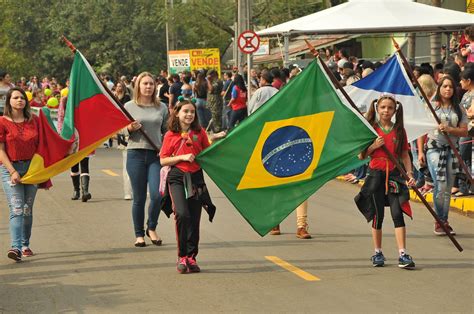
0, 148, 473, 313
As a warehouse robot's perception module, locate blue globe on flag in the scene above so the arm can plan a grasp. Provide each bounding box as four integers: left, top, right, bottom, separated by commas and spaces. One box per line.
261, 126, 314, 178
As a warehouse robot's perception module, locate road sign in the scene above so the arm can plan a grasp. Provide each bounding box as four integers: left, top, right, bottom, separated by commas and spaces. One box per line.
238, 30, 260, 54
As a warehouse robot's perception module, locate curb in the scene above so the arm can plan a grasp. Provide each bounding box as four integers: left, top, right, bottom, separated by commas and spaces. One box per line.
337, 176, 474, 215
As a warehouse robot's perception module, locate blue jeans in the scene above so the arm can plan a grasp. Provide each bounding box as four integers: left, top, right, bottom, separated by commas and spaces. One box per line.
126, 149, 162, 237
457, 137, 472, 194
1, 160, 38, 251
426, 148, 455, 222
195, 98, 211, 129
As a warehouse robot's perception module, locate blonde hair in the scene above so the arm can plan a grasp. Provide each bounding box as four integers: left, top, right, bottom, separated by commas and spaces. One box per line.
132, 72, 159, 106
417, 74, 437, 99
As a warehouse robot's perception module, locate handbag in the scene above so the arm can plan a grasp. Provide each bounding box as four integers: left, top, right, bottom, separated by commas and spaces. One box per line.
159, 138, 186, 196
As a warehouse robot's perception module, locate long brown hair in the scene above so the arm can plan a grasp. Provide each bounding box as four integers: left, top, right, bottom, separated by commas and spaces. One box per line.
167, 99, 201, 133
366, 95, 405, 156
132, 72, 159, 106
4, 87, 32, 121
433, 75, 462, 125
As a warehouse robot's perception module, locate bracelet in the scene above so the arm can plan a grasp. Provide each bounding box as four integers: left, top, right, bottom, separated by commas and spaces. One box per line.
10, 170, 17, 175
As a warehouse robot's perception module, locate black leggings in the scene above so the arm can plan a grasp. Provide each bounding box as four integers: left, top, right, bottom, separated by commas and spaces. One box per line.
167, 168, 203, 258
371, 183, 405, 230
71, 157, 89, 174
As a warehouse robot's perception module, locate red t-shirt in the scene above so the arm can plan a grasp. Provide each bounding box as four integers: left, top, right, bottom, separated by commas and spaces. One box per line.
369, 125, 408, 171
160, 127, 210, 173
0, 115, 39, 161
230, 86, 247, 111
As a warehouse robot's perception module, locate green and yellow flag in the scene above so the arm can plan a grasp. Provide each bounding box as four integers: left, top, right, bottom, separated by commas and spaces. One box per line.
197, 59, 377, 236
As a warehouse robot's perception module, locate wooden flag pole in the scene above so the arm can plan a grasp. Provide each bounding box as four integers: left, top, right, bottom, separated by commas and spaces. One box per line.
61, 36, 161, 153
304, 40, 463, 252
392, 38, 473, 186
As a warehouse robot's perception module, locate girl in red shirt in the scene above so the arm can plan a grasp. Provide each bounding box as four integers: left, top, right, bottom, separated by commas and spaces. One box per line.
160, 98, 211, 274
355, 94, 416, 269
0, 87, 39, 262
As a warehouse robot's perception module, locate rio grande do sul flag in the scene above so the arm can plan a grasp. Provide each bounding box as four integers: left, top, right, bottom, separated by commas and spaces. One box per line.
21, 51, 130, 184
197, 58, 377, 236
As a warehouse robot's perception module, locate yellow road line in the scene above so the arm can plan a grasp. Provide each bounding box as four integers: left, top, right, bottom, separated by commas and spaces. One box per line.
102, 169, 119, 177
265, 256, 320, 281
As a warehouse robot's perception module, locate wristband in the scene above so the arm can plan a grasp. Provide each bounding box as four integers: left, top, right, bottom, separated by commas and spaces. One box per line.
10, 170, 17, 176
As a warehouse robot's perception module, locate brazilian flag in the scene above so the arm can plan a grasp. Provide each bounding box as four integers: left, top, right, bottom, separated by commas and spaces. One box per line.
197, 59, 377, 236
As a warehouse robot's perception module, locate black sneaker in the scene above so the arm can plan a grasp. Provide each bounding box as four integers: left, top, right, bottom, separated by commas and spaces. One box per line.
371, 252, 385, 267
398, 254, 415, 269
7, 249, 21, 262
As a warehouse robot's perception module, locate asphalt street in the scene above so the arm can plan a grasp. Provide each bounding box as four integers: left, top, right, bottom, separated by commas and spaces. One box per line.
0, 147, 473, 313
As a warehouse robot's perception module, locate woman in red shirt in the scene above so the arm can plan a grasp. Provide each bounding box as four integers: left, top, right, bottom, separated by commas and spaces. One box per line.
160, 97, 211, 274
227, 74, 247, 130
0, 87, 39, 262
355, 94, 416, 269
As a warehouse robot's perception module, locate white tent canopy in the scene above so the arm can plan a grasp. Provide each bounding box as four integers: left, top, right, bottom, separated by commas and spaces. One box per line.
257, 0, 474, 36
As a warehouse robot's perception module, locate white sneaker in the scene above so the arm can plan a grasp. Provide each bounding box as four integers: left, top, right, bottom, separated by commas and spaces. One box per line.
124, 195, 132, 200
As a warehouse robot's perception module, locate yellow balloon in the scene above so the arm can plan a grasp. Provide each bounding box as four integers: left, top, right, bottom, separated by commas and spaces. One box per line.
47, 97, 59, 108
60, 88, 69, 97
44, 88, 52, 96
25, 91, 33, 101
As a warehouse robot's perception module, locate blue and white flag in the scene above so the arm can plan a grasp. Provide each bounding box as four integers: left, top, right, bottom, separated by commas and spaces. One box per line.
345, 53, 436, 142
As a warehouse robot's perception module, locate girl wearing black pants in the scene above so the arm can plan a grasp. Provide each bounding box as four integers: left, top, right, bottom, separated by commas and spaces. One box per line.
160, 98, 210, 274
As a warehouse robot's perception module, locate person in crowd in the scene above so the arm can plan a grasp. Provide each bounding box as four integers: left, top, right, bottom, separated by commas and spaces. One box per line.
453, 67, 474, 197
29, 89, 43, 108
112, 80, 133, 199
206, 70, 223, 132
0, 70, 14, 116
249, 68, 259, 94
270, 68, 284, 90
0, 88, 40, 261
415, 74, 438, 195
227, 74, 247, 130
56, 94, 93, 202
193, 71, 210, 128
181, 73, 193, 99
247, 71, 278, 115
169, 74, 183, 110
158, 76, 169, 105
420, 76, 468, 235
460, 25, 474, 63
221, 71, 233, 130
355, 94, 416, 269
123, 72, 168, 247
28, 76, 40, 92
114, 81, 131, 105
160, 98, 213, 274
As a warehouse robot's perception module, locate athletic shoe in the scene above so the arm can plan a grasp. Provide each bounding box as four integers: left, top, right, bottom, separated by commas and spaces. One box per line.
187, 256, 201, 273
444, 222, 456, 235
21, 248, 34, 257
398, 253, 415, 269
434, 222, 444, 236
177, 257, 188, 274
371, 252, 385, 267
7, 249, 21, 262
296, 227, 312, 239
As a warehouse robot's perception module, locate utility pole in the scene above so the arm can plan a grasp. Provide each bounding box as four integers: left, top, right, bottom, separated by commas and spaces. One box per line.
237, 0, 250, 73
165, 0, 176, 68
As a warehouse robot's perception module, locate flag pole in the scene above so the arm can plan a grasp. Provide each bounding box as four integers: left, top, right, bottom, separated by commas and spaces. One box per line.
304, 40, 463, 252
61, 36, 161, 153
392, 38, 473, 186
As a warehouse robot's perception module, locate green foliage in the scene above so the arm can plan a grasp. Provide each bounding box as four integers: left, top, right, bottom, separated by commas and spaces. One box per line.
0, 0, 334, 81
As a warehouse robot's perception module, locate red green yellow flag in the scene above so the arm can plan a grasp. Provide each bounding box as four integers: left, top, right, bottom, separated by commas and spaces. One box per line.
21, 51, 131, 184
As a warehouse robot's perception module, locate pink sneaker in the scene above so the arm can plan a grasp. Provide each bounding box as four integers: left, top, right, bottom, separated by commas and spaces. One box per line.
187, 256, 201, 273
177, 257, 188, 274
22, 248, 34, 257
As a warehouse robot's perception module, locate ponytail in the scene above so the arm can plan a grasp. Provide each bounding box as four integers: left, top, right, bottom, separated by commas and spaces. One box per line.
393, 101, 405, 156
366, 99, 378, 127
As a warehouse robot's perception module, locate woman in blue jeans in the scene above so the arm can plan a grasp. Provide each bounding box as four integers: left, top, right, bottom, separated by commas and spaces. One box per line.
123, 72, 168, 247
0, 88, 39, 261
421, 76, 468, 236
